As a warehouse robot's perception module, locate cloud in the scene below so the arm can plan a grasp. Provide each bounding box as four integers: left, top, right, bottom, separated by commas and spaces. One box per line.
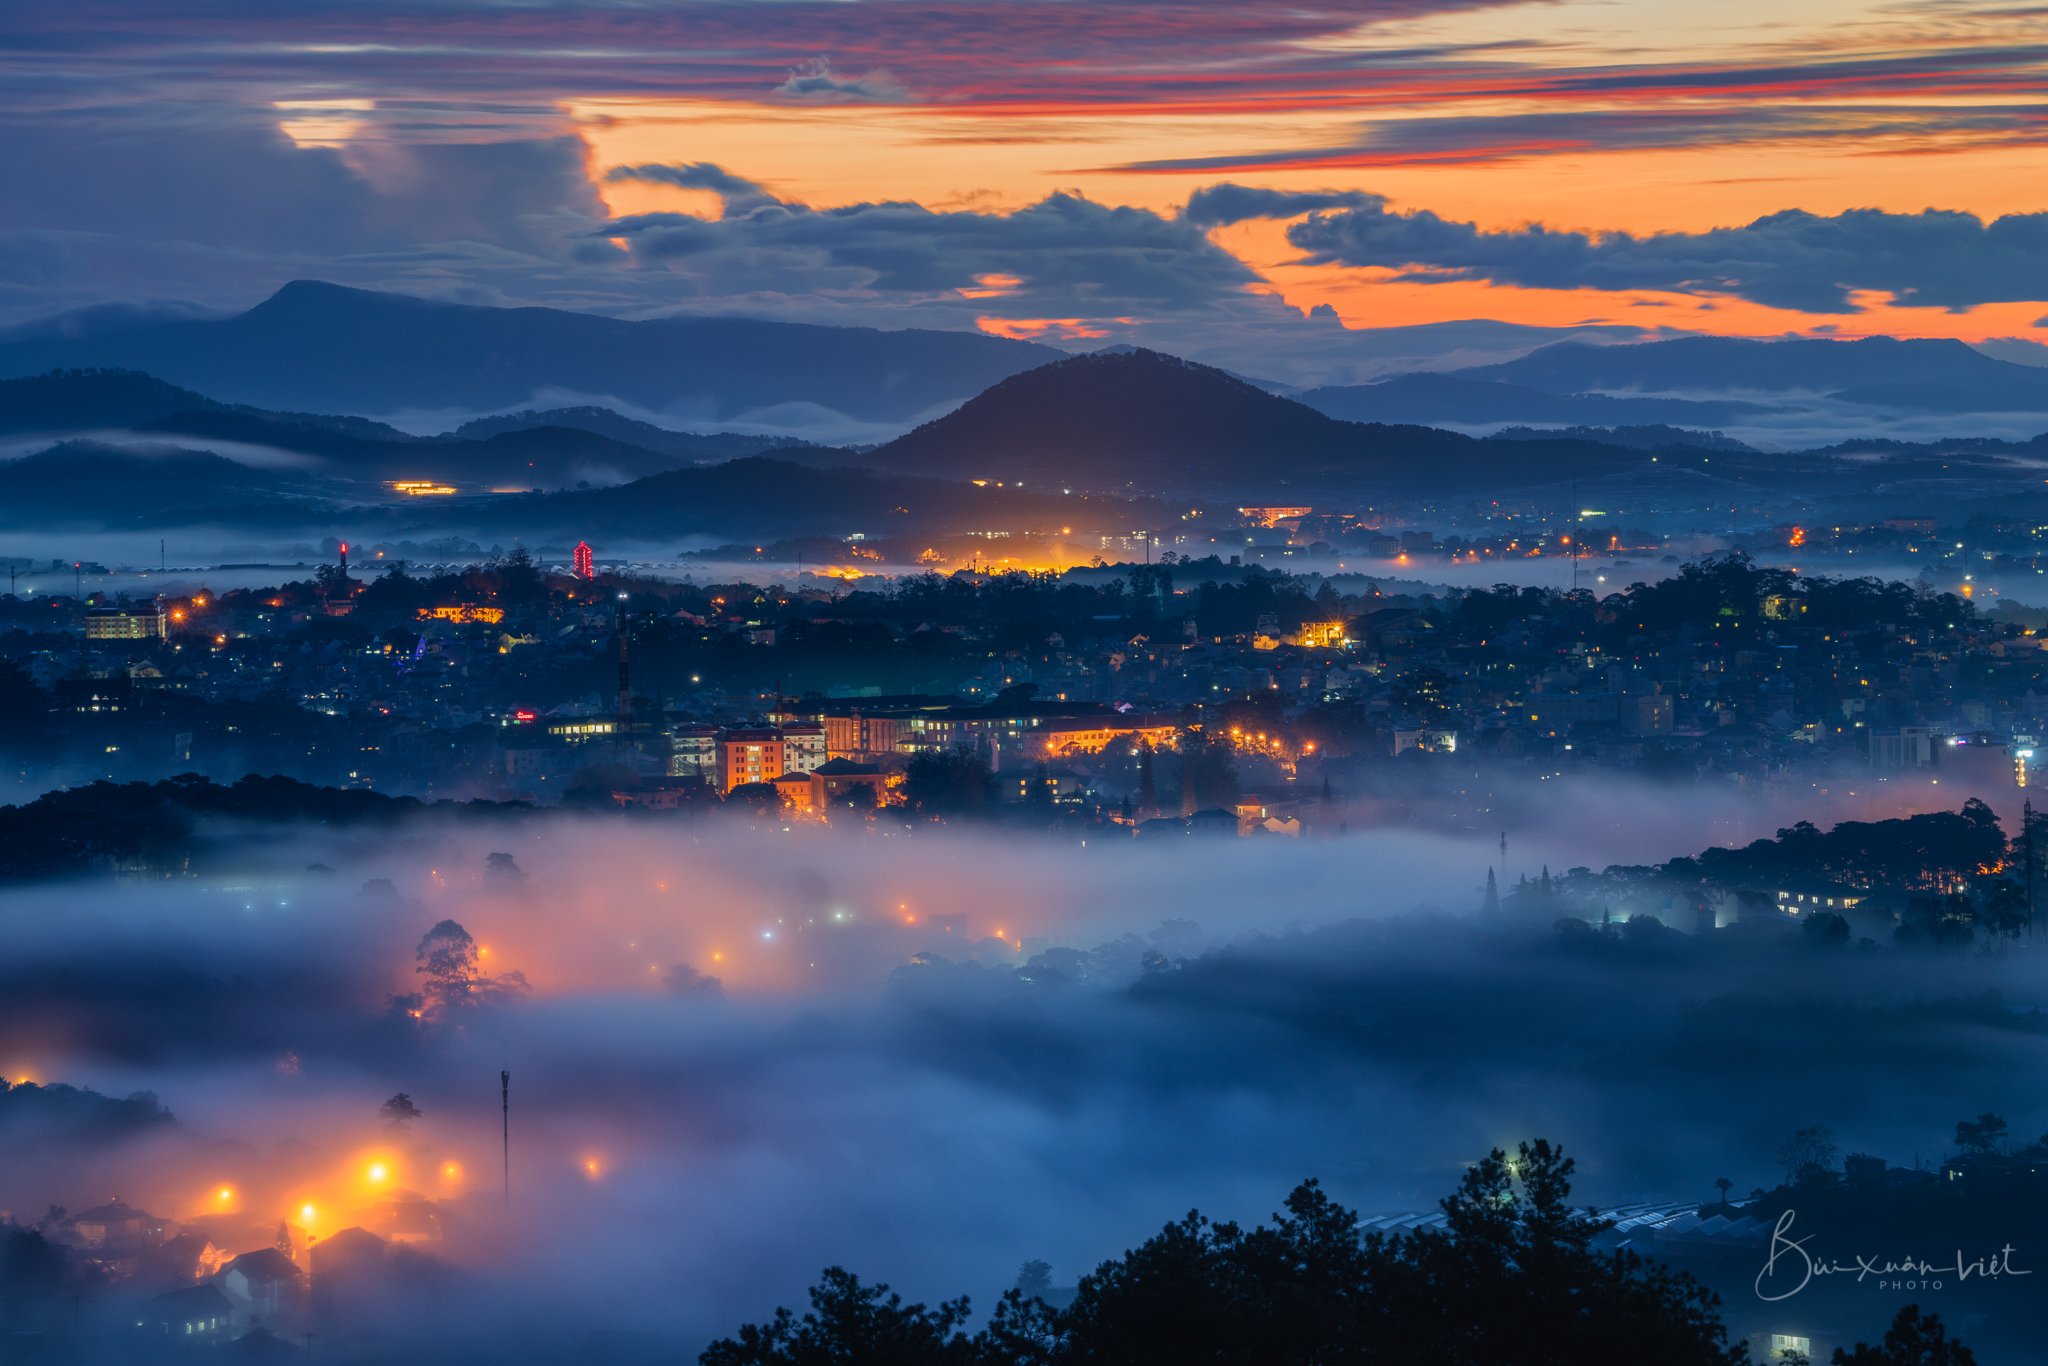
1123, 103, 2048, 174
1181, 185, 1383, 228
600, 174, 1264, 314
1281, 199, 2048, 313
604, 161, 786, 215
772, 57, 914, 104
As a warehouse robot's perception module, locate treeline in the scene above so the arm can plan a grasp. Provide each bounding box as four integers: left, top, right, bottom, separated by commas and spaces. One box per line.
1527, 799, 2036, 947
0, 774, 523, 881
699, 1141, 1967, 1366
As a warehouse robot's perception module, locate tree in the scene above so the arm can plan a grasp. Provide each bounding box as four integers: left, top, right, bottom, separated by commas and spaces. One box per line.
1713, 1176, 1733, 1206
416, 919, 481, 1013
1013, 1260, 1053, 1301
1777, 1125, 1839, 1186
1832, 1305, 1975, 1366
1801, 911, 1850, 947
705, 1141, 1748, 1366
484, 851, 525, 884
380, 1093, 423, 1127
1953, 1112, 2008, 1158
700, 1267, 984, 1366
413, 918, 527, 1016
902, 752, 997, 819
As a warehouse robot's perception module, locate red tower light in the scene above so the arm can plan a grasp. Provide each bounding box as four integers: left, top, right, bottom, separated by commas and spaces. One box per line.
573, 541, 594, 579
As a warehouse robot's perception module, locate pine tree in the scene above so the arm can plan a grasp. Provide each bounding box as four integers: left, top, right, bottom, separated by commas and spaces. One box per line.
1483, 867, 1500, 917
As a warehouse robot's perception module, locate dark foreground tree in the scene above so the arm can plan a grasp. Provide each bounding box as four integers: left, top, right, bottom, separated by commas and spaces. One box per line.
701, 1267, 982, 1366
1832, 1305, 1975, 1366
701, 1140, 1756, 1366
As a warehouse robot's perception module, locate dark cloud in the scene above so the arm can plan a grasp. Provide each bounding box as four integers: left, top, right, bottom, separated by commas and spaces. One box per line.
601, 174, 1263, 313
772, 57, 914, 104
1181, 185, 1382, 227
604, 161, 786, 214
1123, 103, 2048, 173
1281, 199, 2048, 313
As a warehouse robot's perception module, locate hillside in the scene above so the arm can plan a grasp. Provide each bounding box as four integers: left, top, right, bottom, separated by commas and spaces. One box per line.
869, 348, 1643, 493
0, 442, 325, 527
449, 406, 813, 461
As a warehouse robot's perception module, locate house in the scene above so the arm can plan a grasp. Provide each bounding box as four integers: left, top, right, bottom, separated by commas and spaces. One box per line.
138, 1283, 234, 1342
72, 1199, 160, 1250
218, 1247, 303, 1318
812, 757, 889, 809
230, 1326, 302, 1358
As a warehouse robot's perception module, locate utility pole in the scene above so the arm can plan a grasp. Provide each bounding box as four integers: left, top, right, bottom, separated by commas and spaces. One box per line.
501, 1070, 511, 1210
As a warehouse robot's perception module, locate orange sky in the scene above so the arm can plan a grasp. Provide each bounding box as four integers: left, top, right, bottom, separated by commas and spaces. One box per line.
6, 0, 2046, 347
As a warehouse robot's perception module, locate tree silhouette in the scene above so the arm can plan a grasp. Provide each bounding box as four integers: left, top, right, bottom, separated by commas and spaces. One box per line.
1832, 1305, 1975, 1365
1953, 1112, 2008, 1158
380, 1093, 423, 1127
1777, 1125, 1839, 1186
704, 1140, 1752, 1366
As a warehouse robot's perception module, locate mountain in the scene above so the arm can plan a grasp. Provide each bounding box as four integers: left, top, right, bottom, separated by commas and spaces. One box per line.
0, 369, 837, 486
1297, 373, 1768, 429
449, 407, 814, 461
0, 369, 225, 436
867, 348, 1644, 493
1453, 336, 2048, 410
0, 281, 1064, 424
0, 442, 323, 527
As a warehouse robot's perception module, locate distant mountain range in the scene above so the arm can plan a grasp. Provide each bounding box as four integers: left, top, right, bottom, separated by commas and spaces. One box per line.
1297, 373, 1770, 430
6, 341, 2047, 539
1454, 336, 2048, 411
0, 369, 824, 486
7, 288, 2047, 454
0, 281, 1061, 426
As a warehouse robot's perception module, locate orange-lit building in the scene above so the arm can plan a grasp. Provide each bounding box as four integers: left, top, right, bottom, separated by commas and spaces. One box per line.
1028, 716, 1180, 758
719, 727, 786, 789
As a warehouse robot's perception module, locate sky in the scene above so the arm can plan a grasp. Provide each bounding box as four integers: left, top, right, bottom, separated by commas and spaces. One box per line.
2, 0, 2046, 377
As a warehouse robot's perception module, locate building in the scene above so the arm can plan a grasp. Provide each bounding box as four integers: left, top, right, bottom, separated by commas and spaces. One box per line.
138, 1284, 234, 1342
73, 1199, 160, 1249
811, 757, 889, 809
573, 541, 595, 579
668, 723, 720, 780
719, 727, 786, 790
84, 607, 166, 641
218, 1248, 303, 1319
781, 722, 828, 775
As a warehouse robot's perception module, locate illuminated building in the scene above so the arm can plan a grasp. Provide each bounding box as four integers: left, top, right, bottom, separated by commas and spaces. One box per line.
84, 607, 166, 640
1236, 506, 1314, 529
546, 717, 616, 742
418, 605, 506, 625
669, 723, 719, 780
720, 727, 786, 789
389, 480, 458, 496
1028, 716, 1180, 758
772, 771, 818, 812
812, 757, 889, 808
573, 541, 594, 579
781, 722, 828, 775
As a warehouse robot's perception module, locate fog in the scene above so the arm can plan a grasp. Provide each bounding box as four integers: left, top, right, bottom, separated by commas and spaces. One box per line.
7, 784, 2048, 1361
